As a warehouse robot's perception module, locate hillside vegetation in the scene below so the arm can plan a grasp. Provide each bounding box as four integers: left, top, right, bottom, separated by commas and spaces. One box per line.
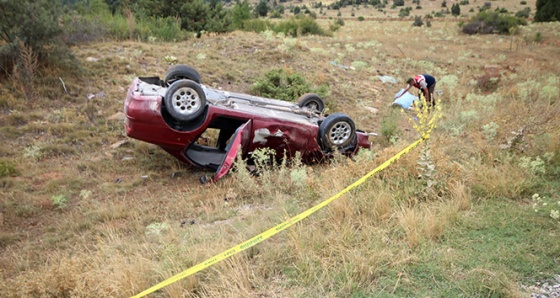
1, 7, 560, 298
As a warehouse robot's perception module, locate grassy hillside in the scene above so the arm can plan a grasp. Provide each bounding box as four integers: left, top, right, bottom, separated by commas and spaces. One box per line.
1, 17, 559, 297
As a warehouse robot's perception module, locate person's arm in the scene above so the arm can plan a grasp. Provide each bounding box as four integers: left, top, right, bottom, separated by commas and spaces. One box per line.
422, 87, 429, 100
395, 85, 411, 99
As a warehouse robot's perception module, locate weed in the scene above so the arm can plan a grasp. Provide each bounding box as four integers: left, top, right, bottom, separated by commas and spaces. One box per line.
23, 145, 44, 161
145, 222, 170, 236
519, 156, 546, 175
481, 121, 499, 140
532, 193, 560, 223
51, 194, 68, 209
0, 160, 18, 178
380, 108, 400, 143
163, 55, 178, 65
250, 68, 328, 101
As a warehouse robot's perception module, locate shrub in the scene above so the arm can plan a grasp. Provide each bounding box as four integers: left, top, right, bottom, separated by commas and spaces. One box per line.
250, 68, 328, 102
480, 2, 492, 11
274, 16, 330, 37
515, 7, 531, 18
242, 18, 273, 33
61, 13, 107, 45
476, 73, 501, 92
462, 11, 527, 35
413, 16, 424, 26
0, 160, 18, 178
380, 109, 400, 144
399, 8, 411, 17
0, 0, 72, 76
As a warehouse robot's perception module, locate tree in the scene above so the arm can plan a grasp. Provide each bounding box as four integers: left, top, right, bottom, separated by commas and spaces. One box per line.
535, 0, 560, 22
0, 0, 66, 75
231, 0, 252, 30
206, 0, 232, 34
451, 3, 460, 16
256, 0, 269, 17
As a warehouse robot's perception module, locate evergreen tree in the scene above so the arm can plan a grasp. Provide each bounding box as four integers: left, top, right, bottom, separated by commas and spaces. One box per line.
256, 0, 269, 17
231, 0, 252, 29
0, 0, 65, 75
451, 3, 460, 16
535, 0, 560, 22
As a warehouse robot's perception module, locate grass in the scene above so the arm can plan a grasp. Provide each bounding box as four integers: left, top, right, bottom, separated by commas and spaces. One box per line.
1, 8, 560, 297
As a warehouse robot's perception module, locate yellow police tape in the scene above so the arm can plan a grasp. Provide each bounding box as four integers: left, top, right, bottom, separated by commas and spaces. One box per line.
132, 137, 426, 297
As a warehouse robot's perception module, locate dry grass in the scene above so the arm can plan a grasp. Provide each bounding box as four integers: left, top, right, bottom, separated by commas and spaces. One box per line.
1, 10, 560, 298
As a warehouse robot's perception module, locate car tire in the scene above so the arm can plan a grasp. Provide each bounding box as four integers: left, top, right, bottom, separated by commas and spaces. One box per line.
164, 79, 207, 121
164, 64, 202, 85
318, 112, 357, 151
296, 93, 325, 114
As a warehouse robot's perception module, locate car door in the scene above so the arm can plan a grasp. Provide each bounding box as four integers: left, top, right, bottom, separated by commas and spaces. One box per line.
212, 120, 252, 182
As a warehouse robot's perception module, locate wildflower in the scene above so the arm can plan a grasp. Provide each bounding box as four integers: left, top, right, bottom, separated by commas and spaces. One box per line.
532, 193, 539, 200
551, 210, 559, 220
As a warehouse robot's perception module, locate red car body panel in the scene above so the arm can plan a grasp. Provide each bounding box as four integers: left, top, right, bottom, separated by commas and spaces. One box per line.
124, 77, 371, 181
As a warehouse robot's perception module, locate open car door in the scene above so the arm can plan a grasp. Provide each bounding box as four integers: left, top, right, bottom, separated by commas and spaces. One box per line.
212, 120, 252, 182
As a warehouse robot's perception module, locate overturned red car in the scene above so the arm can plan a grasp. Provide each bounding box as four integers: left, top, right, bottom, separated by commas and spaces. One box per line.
124, 65, 371, 182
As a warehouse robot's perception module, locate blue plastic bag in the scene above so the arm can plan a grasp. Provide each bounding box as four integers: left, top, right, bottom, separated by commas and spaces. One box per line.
392, 89, 418, 109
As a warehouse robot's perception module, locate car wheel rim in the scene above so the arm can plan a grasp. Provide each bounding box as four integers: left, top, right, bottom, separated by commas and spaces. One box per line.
171, 87, 201, 116
328, 122, 351, 145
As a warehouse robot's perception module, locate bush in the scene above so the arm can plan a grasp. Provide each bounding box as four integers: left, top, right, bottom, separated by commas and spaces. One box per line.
399, 8, 411, 17
413, 16, 424, 26
480, 2, 492, 11
250, 68, 328, 102
462, 11, 527, 35
273, 16, 330, 37
0, 0, 72, 76
515, 7, 531, 18
0, 160, 18, 178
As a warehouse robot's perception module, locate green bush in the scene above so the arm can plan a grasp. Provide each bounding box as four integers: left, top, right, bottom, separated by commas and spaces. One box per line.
241, 18, 274, 33
399, 8, 411, 17
242, 16, 330, 37
462, 10, 527, 35
0, 0, 72, 76
274, 16, 330, 37
250, 68, 328, 102
0, 160, 17, 178
515, 7, 531, 18
413, 16, 424, 26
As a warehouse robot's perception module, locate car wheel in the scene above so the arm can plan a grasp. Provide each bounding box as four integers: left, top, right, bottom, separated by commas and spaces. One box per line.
318, 113, 357, 151
297, 93, 325, 114
164, 64, 202, 86
164, 79, 207, 121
